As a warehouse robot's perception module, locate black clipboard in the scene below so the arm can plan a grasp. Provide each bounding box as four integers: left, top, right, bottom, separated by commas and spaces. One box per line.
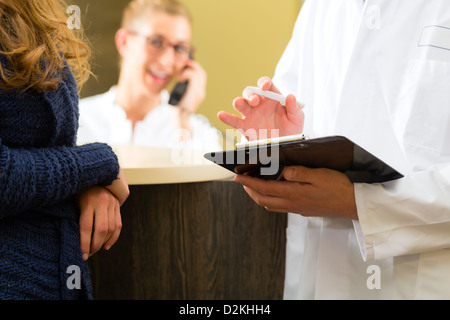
204, 135, 403, 183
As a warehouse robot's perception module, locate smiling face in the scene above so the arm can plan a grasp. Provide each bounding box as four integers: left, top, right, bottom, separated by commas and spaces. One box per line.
117, 11, 192, 97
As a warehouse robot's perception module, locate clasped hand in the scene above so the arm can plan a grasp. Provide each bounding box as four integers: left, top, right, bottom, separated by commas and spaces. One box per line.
77, 168, 130, 260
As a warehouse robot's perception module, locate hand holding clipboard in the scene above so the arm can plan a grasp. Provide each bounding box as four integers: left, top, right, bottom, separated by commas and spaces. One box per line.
212, 78, 403, 218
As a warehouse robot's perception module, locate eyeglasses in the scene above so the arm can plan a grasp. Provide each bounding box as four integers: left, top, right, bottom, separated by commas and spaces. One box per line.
128, 30, 193, 60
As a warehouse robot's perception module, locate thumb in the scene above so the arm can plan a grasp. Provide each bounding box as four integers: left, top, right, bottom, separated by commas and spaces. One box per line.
282, 166, 314, 184
285, 94, 304, 122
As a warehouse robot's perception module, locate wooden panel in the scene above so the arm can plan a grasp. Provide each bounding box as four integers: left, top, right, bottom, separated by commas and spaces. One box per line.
88, 180, 287, 300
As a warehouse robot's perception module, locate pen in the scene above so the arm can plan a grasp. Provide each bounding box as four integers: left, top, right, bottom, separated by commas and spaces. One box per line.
246, 86, 286, 106
235, 133, 307, 149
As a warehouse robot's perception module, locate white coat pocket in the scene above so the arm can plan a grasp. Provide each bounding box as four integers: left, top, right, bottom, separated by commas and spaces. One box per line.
418, 25, 450, 51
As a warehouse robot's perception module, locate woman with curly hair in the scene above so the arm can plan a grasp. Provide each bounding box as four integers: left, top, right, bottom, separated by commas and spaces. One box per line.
0, 0, 129, 299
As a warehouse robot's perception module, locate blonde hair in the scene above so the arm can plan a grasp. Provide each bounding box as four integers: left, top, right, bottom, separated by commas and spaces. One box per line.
0, 0, 91, 92
121, 0, 192, 31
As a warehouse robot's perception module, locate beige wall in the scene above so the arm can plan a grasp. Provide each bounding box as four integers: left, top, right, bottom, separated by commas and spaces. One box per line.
75, 0, 303, 135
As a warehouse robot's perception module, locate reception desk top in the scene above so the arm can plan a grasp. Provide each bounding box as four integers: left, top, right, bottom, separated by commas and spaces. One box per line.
112, 145, 235, 185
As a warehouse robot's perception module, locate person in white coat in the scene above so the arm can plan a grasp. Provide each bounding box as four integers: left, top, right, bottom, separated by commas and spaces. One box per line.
219, 0, 450, 299
77, 0, 222, 152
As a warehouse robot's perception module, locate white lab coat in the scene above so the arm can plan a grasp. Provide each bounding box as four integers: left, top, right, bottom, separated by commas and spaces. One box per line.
273, 0, 450, 299
77, 86, 223, 152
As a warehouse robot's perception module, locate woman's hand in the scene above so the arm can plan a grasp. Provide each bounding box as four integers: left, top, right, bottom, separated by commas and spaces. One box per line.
104, 167, 130, 206
77, 186, 123, 261
218, 77, 305, 141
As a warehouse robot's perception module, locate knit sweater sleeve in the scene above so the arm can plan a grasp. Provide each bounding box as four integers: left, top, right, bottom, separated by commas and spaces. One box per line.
0, 140, 120, 218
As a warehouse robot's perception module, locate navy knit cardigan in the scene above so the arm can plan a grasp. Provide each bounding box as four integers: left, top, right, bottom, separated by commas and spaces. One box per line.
0, 56, 120, 299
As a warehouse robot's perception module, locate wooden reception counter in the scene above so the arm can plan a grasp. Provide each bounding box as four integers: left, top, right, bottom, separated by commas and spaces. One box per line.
88, 146, 287, 300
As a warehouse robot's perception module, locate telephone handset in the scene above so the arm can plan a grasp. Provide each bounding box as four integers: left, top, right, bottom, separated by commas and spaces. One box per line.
168, 52, 193, 106
168, 81, 188, 106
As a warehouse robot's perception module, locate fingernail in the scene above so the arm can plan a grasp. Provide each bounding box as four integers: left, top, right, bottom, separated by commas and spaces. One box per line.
285, 168, 296, 180
83, 253, 89, 261
104, 245, 111, 251
234, 175, 241, 184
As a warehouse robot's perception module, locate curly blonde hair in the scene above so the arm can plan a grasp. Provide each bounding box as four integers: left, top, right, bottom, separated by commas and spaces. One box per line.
0, 0, 91, 92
